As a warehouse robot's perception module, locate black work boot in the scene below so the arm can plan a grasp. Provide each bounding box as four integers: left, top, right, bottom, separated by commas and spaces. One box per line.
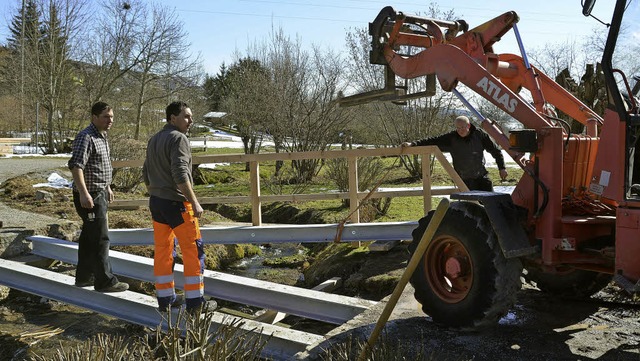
187, 299, 218, 316
158, 293, 186, 312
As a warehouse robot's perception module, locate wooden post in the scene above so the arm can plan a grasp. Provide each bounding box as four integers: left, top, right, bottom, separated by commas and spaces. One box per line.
250, 161, 261, 226
421, 152, 432, 215
348, 156, 359, 223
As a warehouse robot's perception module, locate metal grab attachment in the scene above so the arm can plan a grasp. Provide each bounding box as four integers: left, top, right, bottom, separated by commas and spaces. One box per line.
338, 6, 468, 107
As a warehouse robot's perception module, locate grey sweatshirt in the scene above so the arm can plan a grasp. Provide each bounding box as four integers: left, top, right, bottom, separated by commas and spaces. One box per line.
143, 124, 193, 202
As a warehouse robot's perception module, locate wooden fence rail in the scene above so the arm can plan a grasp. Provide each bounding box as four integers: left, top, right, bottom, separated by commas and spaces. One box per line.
111, 146, 468, 226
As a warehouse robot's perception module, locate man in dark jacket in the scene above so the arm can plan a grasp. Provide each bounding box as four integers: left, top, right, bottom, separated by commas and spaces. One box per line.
401, 116, 508, 191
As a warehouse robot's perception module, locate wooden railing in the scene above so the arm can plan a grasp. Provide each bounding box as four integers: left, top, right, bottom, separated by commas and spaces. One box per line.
111, 146, 468, 226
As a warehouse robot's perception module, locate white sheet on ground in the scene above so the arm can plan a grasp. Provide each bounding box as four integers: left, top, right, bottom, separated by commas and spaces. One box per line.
33, 172, 72, 189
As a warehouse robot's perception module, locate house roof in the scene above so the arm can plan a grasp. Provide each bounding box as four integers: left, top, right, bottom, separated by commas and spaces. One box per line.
203, 111, 227, 119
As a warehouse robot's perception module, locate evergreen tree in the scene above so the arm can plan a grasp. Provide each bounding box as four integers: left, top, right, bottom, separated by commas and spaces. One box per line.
6, 0, 41, 52
203, 62, 229, 111
3, 0, 41, 132
38, 2, 73, 152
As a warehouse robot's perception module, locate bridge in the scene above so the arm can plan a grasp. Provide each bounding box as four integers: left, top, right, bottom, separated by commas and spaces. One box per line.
0, 220, 420, 359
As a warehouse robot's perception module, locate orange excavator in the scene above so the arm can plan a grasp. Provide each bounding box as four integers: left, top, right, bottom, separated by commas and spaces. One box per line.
341, 0, 639, 327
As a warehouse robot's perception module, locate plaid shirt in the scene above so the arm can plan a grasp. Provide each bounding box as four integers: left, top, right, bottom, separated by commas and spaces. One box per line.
68, 123, 113, 192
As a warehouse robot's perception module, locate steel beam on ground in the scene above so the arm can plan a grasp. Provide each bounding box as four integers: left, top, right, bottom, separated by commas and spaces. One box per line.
28, 236, 376, 324
0, 258, 322, 360
108, 221, 418, 246
255, 277, 342, 324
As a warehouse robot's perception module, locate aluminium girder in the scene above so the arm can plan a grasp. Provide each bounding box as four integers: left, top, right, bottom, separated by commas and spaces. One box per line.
0, 258, 324, 360
28, 236, 377, 324
108, 221, 417, 246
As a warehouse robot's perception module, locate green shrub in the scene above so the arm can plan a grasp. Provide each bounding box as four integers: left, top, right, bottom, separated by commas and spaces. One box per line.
110, 138, 147, 192
325, 156, 393, 218
325, 157, 385, 193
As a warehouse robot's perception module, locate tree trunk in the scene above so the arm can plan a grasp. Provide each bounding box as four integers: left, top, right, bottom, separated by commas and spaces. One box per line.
134, 71, 149, 141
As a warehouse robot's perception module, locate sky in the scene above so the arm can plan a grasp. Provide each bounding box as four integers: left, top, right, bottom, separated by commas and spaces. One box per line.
149, 0, 634, 75
1, 0, 638, 75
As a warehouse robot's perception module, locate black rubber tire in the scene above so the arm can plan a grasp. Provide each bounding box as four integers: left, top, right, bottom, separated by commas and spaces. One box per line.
523, 267, 612, 298
408, 201, 523, 328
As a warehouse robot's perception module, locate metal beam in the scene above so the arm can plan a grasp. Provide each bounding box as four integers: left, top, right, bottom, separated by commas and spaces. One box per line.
28, 236, 377, 324
0, 258, 323, 360
108, 221, 418, 246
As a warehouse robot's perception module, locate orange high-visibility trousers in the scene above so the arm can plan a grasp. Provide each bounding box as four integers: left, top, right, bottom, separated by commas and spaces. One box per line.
150, 196, 205, 310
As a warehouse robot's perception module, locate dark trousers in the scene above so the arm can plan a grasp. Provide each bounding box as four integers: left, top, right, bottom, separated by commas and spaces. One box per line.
73, 189, 118, 289
462, 174, 493, 191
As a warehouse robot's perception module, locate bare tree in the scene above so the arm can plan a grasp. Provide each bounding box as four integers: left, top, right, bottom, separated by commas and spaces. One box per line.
233, 27, 351, 181
75, 0, 146, 108
74, 0, 203, 141
1, 0, 40, 134
220, 58, 272, 163
129, 3, 202, 140
9, 0, 89, 153
286, 44, 352, 180
268, 36, 350, 180
528, 40, 581, 79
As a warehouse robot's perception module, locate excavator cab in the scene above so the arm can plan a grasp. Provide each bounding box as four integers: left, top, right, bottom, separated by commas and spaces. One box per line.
583, 0, 640, 202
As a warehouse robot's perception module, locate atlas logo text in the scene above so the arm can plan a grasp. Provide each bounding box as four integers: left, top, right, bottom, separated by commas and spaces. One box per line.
477, 77, 518, 113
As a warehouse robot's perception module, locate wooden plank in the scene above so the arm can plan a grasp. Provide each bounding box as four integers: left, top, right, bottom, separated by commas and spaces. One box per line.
109, 146, 465, 225
433, 151, 468, 192
112, 146, 442, 168
250, 161, 261, 226
110, 188, 460, 209
0, 138, 30, 144
0, 145, 13, 154
110, 195, 254, 209
348, 157, 359, 223
422, 153, 432, 214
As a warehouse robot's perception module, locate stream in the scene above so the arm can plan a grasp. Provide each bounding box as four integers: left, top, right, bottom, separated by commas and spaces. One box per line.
226, 242, 307, 279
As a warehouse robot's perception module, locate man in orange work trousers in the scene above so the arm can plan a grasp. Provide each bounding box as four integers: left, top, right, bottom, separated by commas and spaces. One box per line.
143, 101, 208, 313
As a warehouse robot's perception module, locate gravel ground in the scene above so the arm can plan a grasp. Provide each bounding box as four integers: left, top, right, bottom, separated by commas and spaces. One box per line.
0, 156, 70, 183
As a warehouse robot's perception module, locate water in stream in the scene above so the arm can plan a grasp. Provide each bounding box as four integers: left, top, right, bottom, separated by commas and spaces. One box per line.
226, 242, 307, 280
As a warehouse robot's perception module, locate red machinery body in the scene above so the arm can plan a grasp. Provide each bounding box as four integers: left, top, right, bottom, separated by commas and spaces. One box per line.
355, 5, 640, 288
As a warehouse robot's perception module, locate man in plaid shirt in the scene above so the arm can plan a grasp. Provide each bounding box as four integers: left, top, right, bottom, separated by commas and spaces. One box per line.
68, 101, 128, 292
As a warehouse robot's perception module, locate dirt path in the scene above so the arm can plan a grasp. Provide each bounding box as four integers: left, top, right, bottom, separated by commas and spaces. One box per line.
0, 157, 70, 183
